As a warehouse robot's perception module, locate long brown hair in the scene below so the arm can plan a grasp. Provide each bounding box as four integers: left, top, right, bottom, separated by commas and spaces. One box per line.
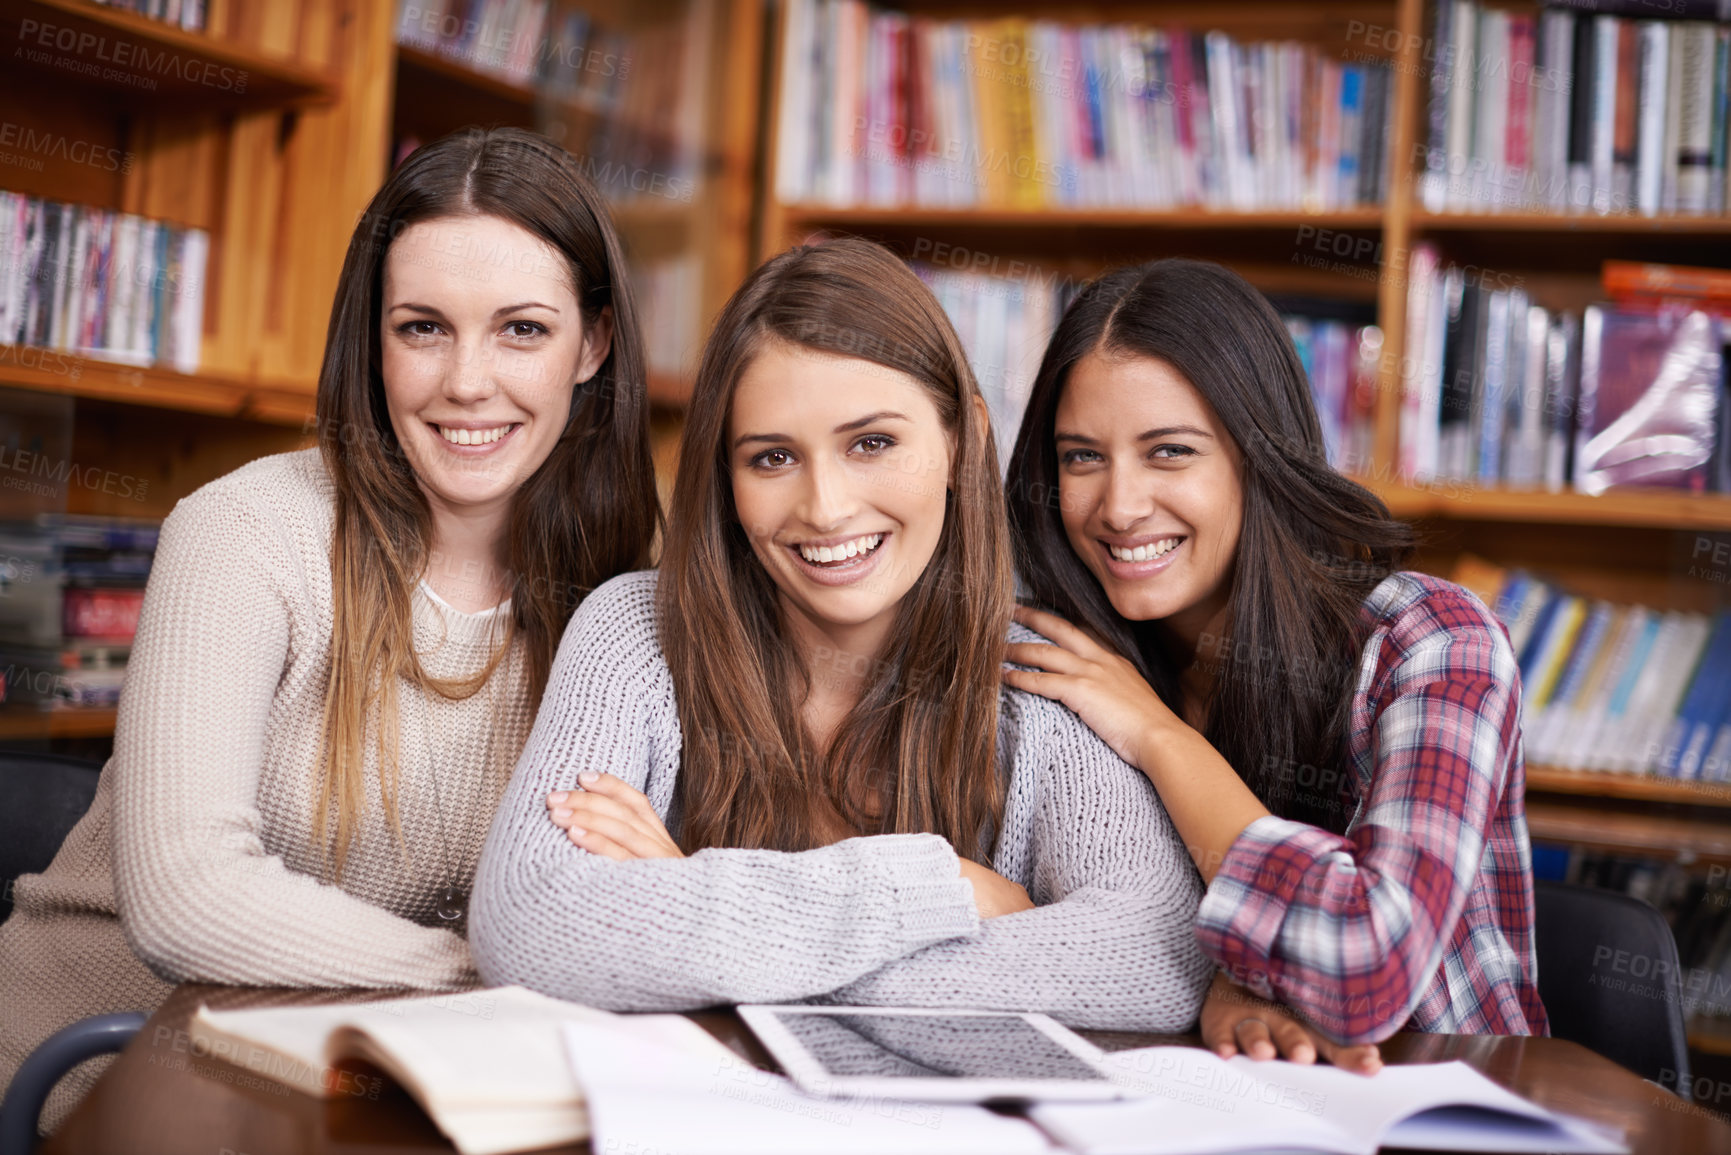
314, 127, 659, 873
1006, 259, 1413, 833
659, 238, 1011, 861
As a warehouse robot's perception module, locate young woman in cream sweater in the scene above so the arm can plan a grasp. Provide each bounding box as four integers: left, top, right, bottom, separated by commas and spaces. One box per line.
0, 127, 659, 1130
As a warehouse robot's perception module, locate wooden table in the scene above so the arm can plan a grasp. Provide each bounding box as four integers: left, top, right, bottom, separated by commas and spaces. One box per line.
39, 984, 1731, 1154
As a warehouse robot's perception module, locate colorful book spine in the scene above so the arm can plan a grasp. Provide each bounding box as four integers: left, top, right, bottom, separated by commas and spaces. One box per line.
776, 0, 1397, 210
0, 191, 206, 374
1428, 3, 1731, 215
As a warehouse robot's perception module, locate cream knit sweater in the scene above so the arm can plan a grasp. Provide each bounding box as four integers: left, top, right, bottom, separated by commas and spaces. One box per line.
470, 570, 1215, 1030
0, 448, 532, 1130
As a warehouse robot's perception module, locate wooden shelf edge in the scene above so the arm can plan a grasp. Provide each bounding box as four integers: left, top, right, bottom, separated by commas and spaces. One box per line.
1527, 798, 1731, 863
777, 204, 1388, 231
3, 0, 339, 106
1527, 767, 1731, 809
0, 705, 116, 740
0, 347, 319, 424
393, 43, 537, 109
1361, 480, 1731, 531
1413, 210, 1731, 235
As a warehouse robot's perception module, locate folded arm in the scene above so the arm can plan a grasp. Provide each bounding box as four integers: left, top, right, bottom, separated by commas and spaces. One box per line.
467, 574, 983, 1010
822, 696, 1214, 1032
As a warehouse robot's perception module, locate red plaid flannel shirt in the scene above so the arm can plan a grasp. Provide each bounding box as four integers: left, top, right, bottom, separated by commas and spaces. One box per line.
1194, 572, 1549, 1044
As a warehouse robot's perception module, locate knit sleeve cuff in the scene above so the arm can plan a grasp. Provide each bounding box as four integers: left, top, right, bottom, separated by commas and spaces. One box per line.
870, 833, 981, 949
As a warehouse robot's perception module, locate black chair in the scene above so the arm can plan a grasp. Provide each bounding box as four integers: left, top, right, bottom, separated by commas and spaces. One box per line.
0, 1013, 144, 1155
0, 751, 102, 924
1533, 878, 1691, 1092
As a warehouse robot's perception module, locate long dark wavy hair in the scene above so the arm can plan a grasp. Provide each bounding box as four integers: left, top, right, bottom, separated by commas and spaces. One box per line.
313, 127, 660, 873
1006, 259, 1414, 833
658, 238, 1012, 860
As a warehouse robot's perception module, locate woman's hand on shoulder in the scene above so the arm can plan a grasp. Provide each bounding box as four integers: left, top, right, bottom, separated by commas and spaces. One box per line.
1001, 604, 1181, 773
1200, 972, 1381, 1074
957, 858, 1035, 919
547, 772, 684, 860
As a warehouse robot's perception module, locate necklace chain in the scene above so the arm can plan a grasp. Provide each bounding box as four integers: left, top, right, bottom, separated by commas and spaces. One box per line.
413, 610, 508, 932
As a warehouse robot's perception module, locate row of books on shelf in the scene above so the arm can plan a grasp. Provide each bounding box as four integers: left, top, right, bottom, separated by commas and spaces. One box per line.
775, 0, 1396, 212
397, 0, 560, 87
1398, 251, 1730, 493
398, 0, 708, 209
0, 192, 207, 374
1277, 302, 1381, 475
913, 262, 1069, 462
92, 0, 206, 33
1468, 559, 1731, 780
0, 515, 156, 711
1421, 1, 1731, 216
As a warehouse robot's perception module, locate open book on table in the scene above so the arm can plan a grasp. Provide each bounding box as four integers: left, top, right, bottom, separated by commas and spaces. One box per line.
1031, 1044, 1628, 1155
188, 986, 735, 1155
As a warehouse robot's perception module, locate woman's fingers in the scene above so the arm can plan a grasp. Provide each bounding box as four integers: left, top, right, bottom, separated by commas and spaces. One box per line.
1233, 1018, 1278, 1061
548, 791, 638, 830
564, 825, 634, 862
1268, 1017, 1317, 1065
1003, 641, 1089, 675
1000, 666, 1065, 702
1319, 1041, 1383, 1075
1011, 604, 1102, 655
562, 808, 671, 859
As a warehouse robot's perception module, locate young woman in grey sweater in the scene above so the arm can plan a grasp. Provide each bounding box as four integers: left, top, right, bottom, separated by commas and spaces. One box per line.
468, 239, 1213, 1031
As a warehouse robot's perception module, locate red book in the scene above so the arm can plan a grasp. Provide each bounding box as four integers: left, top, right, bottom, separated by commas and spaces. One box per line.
1506, 17, 1535, 196
1605, 260, 1731, 304
63, 587, 144, 640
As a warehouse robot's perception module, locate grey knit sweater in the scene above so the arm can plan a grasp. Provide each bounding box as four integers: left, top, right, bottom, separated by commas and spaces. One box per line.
469, 571, 1213, 1031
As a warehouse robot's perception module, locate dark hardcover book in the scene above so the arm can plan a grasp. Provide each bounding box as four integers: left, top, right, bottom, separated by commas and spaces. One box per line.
1359, 64, 1390, 206
1439, 274, 1480, 481
1569, 12, 1597, 193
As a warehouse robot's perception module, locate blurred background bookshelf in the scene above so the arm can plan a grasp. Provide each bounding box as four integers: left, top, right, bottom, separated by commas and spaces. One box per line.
3, 0, 1731, 1068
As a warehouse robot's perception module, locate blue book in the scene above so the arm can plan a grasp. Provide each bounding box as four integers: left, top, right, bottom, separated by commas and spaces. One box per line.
1660, 611, 1731, 779
1517, 589, 1564, 686
1338, 67, 1364, 197
1540, 601, 1613, 741
1603, 612, 1661, 723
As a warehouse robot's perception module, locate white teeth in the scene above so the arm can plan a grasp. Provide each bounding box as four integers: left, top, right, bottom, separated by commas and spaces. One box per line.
798, 533, 883, 565
438, 424, 512, 446
1108, 537, 1182, 563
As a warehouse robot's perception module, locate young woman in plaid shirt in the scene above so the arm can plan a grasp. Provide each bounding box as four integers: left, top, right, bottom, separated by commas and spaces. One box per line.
1002, 259, 1548, 1072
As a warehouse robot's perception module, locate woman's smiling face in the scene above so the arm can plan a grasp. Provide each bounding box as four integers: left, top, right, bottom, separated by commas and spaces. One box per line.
727, 341, 953, 653
1054, 350, 1244, 648
378, 213, 612, 519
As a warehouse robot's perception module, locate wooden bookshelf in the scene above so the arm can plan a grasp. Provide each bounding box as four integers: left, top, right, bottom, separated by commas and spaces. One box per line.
779, 206, 1389, 232
1413, 211, 1731, 235
390, 1, 765, 407
0, 347, 311, 424
1364, 484, 1731, 532
0, 0, 339, 107
1527, 768, 1731, 810
0, 705, 117, 741
1525, 798, 1731, 865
